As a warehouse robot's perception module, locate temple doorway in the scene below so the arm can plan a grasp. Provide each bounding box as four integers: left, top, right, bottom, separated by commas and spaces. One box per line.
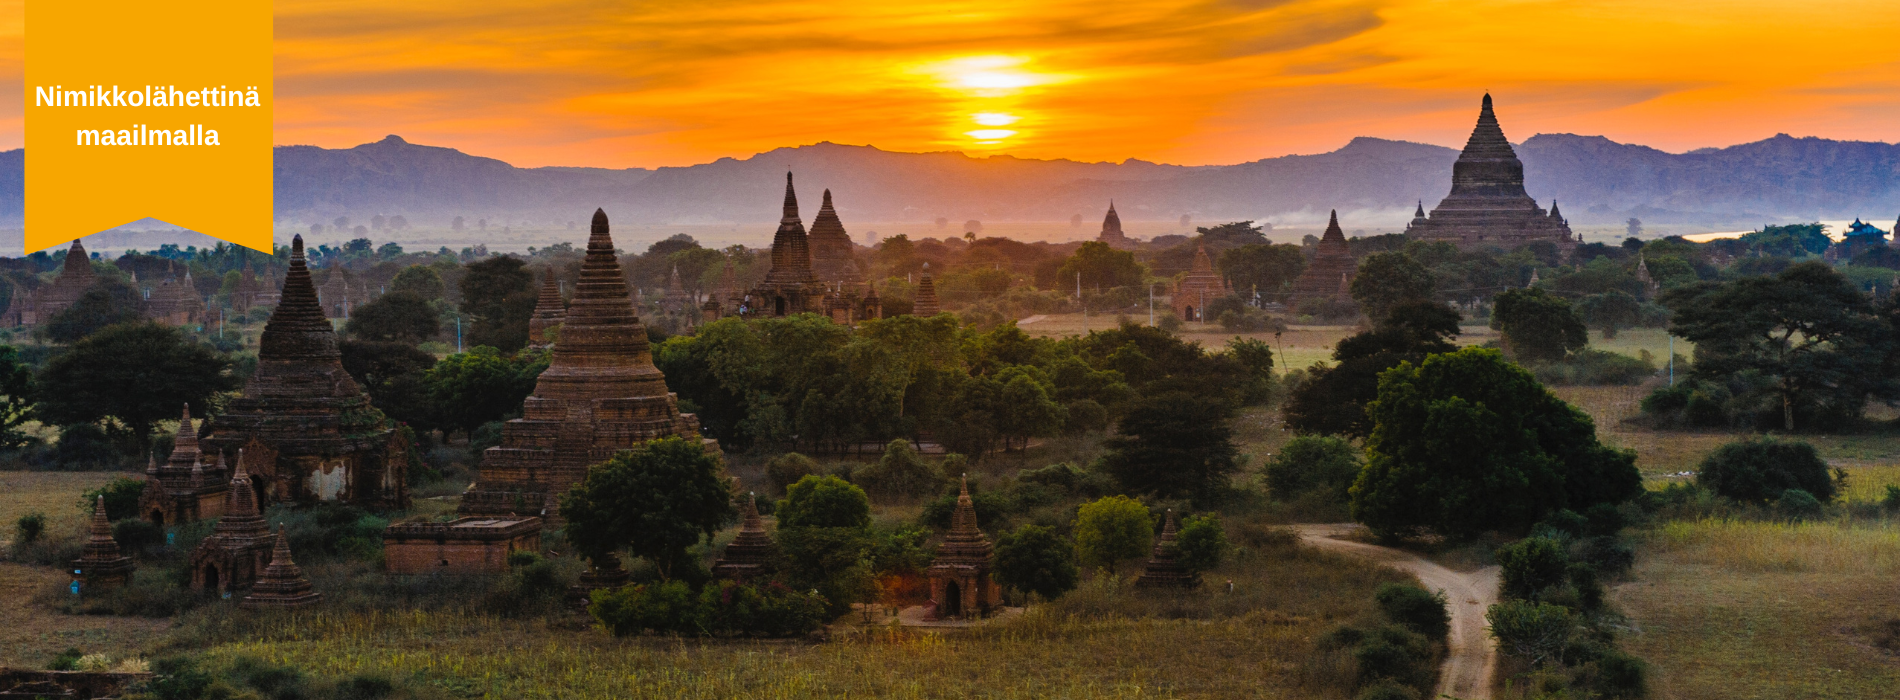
774, 297, 787, 316
149, 510, 165, 527
942, 580, 962, 618
1184, 306, 1197, 322
202, 565, 220, 592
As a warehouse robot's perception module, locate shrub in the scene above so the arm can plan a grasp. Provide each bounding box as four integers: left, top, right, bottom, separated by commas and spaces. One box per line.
1019, 463, 1078, 491
1375, 583, 1450, 642
14, 512, 45, 545
1062, 399, 1108, 434
695, 580, 828, 637
1592, 649, 1649, 699
992, 524, 1078, 600
1496, 537, 1569, 600
1263, 434, 1360, 502
591, 580, 701, 636
55, 423, 121, 468
1531, 349, 1655, 386
1174, 515, 1227, 573
1775, 488, 1823, 520
81, 476, 145, 521
765, 453, 820, 494
1073, 495, 1151, 573
48, 647, 82, 671
1487, 600, 1578, 667
1885, 485, 1900, 512
1353, 624, 1436, 691
112, 518, 165, 555
777, 475, 871, 529
1696, 437, 1835, 505
1355, 679, 1422, 700
854, 439, 946, 500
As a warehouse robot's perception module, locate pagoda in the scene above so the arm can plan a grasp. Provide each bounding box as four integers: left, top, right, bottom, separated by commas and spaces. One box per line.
926, 476, 1000, 619
527, 270, 566, 347
73, 496, 136, 591
911, 264, 942, 316
145, 269, 206, 326
1288, 211, 1357, 304
201, 235, 408, 509
739, 173, 828, 317
137, 404, 229, 526
1405, 94, 1577, 250
807, 189, 857, 282
1134, 509, 1198, 589
1097, 202, 1134, 248
711, 493, 777, 581
241, 529, 322, 608
460, 209, 712, 519
190, 459, 276, 594
4, 240, 97, 327
1171, 244, 1230, 321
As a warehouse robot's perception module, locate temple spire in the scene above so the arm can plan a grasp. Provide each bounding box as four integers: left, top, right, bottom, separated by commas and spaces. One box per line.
781, 172, 801, 224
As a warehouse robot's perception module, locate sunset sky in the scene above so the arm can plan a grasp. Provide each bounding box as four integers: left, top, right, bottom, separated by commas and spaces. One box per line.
2, 0, 1897, 168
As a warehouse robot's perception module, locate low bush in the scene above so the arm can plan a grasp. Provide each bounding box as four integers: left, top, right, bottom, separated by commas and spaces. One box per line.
1775, 488, 1823, 520
1696, 437, 1835, 505
1486, 600, 1578, 668
993, 524, 1077, 600
1263, 435, 1360, 504
1373, 583, 1449, 642
81, 476, 146, 521
589, 579, 827, 637
764, 453, 820, 494
14, 511, 45, 545
1174, 515, 1227, 574
1531, 349, 1654, 386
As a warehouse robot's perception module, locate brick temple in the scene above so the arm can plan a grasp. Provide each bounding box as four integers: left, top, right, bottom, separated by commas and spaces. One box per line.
1288, 211, 1356, 304
1135, 509, 1199, 588
737, 173, 830, 317
1404, 94, 1578, 250
202, 235, 409, 510
138, 405, 229, 526
460, 209, 712, 519
383, 517, 543, 574
1096, 202, 1135, 249
926, 477, 1001, 620
3, 240, 95, 327
1172, 244, 1230, 321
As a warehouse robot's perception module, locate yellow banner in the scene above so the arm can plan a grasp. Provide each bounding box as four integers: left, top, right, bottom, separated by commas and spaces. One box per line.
24, 0, 272, 253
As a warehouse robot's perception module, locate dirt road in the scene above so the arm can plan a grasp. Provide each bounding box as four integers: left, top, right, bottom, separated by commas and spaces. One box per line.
1294, 524, 1501, 700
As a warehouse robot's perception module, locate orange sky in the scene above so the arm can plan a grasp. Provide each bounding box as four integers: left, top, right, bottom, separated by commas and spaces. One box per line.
1, 0, 1897, 167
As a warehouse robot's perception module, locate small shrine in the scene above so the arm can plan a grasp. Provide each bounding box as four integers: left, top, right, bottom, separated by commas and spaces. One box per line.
926, 476, 1000, 620
711, 493, 777, 581
137, 405, 229, 526
527, 270, 566, 347
241, 529, 322, 609
189, 458, 275, 594
1171, 244, 1230, 322
911, 264, 942, 317
1134, 509, 1198, 589
72, 496, 135, 591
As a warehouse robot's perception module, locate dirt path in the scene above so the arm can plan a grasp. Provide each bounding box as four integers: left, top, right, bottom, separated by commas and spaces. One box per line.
1294, 524, 1501, 700
1017, 315, 1048, 326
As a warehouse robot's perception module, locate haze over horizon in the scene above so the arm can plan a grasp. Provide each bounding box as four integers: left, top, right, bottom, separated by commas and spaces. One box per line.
0, 0, 1897, 168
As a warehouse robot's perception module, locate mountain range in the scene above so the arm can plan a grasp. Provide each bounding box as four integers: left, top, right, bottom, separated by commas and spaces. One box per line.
0, 131, 1896, 231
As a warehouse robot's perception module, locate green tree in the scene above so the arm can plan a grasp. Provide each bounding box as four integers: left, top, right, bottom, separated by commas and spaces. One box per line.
389, 265, 446, 301
1695, 437, 1836, 505
1491, 287, 1587, 363
1217, 243, 1306, 298
992, 524, 1079, 600
1174, 514, 1227, 573
1101, 391, 1239, 502
1285, 301, 1460, 437
1739, 223, 1830, 257
1486, 600, 1577, 668
1375, 583, 1450, 642
1264, 434, 1362, 502
1351, 348, 1641, 539
1073, 495, 1152, 573
1663, 262, 1890, 430
1495, 537, 1570, 600
460, 257, 537, 352
344, 292, 439, 344
776, 475, 872, 529
1349, 252, 1436, 323
0, 346, 36, 448
1577, 290, 1642, 340
1057, 241, 1146, 290
34, 322, 237, 447
560, 436, 735, 578
854, 438, 947, 500
42, 278, 144, 343
339, 340, 439, 433
993, 368, 1065, 451
423, 346, 542, 437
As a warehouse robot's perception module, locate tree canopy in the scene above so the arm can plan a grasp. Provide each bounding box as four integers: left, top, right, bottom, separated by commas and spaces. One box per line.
1057, 241, 1146, 290
559, 435, 736, 577
43, 278, 144, 343
1073, 495, 1151, 573
1492, 287, 1587, 364
460, 257, 537, 352
34, 322, 238, 447
1285, 301, 1461, 438
422, 346, 545, 436
1662, 261, 1890, 430
1101, 391, 1240, 503
1349, 252, 1436, 323
344, 292, 439, 344
1352, 347, 1641, 539
1217, 243, 1306, 299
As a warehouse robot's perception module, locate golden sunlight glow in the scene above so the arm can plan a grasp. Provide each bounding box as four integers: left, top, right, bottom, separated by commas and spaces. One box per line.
965, 129, 1017, 140
0, 0, 1877, 166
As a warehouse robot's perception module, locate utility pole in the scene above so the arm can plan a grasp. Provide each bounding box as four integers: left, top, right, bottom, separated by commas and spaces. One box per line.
1078, 271, 1085, 335
1668, 336, 1674, 386
1148, 284, 1155, 326
456, 316, 463, 353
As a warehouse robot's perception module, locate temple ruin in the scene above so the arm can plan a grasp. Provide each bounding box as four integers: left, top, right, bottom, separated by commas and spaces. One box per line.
527, 270, 566, 347
460, 209, 711, 519
3, 240, 95, 327
201, 235, 409, 510
240, 529, 322, 609
383, 517, 543, 574
190, 460, 275, 594
1097, 202, 1135, 249
711, 493, 777, 581
1171, 244, 1230, 321
1134, 509, 1197, 589
737, 173, 829, 317
138, 405, 229, 526
1288, 211, 1357, 304
911, 264, 942, 317
926, 477, 1001, 620
73, 496, 135, 591
1404, 94, 1578, 250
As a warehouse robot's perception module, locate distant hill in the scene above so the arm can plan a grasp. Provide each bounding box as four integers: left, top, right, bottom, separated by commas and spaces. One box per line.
0, 131, 1894, 229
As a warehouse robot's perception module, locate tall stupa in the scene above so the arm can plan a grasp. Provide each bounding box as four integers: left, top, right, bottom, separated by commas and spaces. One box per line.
1404, 94, 1577, 250
460, 209, 712, 518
